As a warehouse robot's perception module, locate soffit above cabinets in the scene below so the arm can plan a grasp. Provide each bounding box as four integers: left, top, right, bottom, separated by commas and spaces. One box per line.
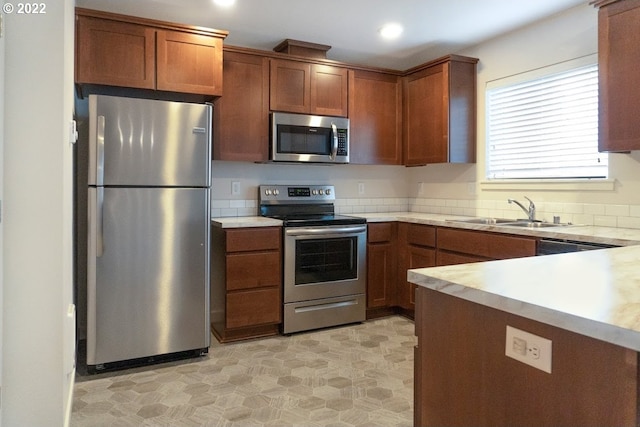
75, 0, 586, 70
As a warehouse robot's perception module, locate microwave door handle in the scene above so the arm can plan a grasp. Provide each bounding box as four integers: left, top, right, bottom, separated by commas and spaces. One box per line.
330, 122, 338, 160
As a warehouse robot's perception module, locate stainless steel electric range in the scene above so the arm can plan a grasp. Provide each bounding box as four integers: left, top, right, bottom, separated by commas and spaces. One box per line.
259, 185, 367, 334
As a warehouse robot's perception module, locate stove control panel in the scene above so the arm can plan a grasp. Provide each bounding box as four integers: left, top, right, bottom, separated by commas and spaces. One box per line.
259, 185, 335, 204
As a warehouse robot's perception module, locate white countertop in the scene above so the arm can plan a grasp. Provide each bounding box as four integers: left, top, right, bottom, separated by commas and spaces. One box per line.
211, 216, 282, 228
211, 212, 640, 245
408, 246, 640, 352
356, 212, 640, 246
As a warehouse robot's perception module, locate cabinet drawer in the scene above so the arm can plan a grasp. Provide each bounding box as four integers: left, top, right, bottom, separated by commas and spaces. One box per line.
226, 288, 281, 329
226, 227, 280, 252
368, 222, 395, 243
406, 224, 436, 247
437, 250, 487, 266
437, 228, 536, 259
226, 251, 281, 291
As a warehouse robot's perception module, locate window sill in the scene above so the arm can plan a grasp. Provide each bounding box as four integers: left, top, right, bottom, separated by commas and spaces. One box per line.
479, 178, 615, 192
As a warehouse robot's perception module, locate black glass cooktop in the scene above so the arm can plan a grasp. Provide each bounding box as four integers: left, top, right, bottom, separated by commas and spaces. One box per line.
275, 214, 366, 227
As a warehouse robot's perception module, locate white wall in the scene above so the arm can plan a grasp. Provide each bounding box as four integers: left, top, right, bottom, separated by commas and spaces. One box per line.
410, 3, 640, 207
2, 0, 76, 425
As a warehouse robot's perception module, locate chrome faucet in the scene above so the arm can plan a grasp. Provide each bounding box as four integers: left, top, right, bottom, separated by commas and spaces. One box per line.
508, 196, 536, 222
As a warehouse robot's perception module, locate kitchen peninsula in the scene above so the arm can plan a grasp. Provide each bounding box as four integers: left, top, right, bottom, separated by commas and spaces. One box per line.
408, 246, 640, 426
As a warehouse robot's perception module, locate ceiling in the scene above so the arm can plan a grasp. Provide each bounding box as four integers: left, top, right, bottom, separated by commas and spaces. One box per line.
75, 0, 588, 70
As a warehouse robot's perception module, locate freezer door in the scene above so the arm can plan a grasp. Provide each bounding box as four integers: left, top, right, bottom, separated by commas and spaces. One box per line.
88, 95, 211, 187
87, 187, 210, 366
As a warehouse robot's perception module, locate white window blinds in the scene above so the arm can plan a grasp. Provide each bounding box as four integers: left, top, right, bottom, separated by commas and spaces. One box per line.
487, 63, 607, 179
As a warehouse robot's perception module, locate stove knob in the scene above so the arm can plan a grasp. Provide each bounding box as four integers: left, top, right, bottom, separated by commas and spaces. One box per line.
312, 189, 317, 195
265, 189, 271, 196
318, 189, 324, 195
325, 188, 331, 195
274, 189, 279, 195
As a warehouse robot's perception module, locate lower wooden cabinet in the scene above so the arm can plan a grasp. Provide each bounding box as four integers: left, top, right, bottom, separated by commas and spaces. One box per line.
397, 223, 436, 317
366, 222, 398, 318
209, 223, 538, 339
437, 227, 536, 265
226, 288, 281, 329
210, 226, 282, 342
415, 287, 638, 426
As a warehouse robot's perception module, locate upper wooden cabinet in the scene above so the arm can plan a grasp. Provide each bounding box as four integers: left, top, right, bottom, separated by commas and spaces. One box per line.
270, 59, 349, 117
593, 0, 640, 152
75, 8, 227, 96
349, 70, 403, 164
403, 55, 478, 166
213, 49, 270, 162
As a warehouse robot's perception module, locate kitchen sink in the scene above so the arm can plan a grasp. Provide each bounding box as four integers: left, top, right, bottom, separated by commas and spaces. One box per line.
448, 218, 572, 228
447, 217, 516, 225
497, 221, 569, 228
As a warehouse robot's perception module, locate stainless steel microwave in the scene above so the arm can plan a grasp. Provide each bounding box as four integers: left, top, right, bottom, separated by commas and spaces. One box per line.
271, 112, 349, 163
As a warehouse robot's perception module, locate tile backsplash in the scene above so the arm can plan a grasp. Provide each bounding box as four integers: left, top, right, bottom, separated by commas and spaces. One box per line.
212, 196, 640, 230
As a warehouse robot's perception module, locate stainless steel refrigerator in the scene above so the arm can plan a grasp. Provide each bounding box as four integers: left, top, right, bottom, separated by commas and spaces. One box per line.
82, 94, 211, 372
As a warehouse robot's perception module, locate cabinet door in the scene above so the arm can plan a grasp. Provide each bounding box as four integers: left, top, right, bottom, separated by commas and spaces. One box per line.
349, 70, 402, 164
367, 243, 396, 308
270, 59, 311, 113
403, 56, 477, 165
156, 30, 223, 96
75, 16, 156, 89
403, 63, 448, 165
400, 245, 435, 311
226, 288, 281, 329
213, 51, 270, 161
597, 0, 640, 152
311, 64, 349, 117
367, 223, 397, 308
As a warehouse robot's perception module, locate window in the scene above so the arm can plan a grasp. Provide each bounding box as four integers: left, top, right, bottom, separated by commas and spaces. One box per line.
486, 60, 607, 180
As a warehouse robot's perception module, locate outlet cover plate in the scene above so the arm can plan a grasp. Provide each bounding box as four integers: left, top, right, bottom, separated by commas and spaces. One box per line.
505, 325, 552, 373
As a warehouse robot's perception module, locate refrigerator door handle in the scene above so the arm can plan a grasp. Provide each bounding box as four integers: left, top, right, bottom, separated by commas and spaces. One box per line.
96, 115, 105, 186
96, 187, 104, 257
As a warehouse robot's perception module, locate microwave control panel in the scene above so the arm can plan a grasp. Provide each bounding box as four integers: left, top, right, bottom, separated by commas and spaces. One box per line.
337, 129, 348, 156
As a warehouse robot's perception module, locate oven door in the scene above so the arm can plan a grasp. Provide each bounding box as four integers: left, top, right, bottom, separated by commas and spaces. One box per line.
284, 224, 366, 303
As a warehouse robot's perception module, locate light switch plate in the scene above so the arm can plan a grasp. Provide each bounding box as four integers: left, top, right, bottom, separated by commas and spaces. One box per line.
231, 181, 240, 196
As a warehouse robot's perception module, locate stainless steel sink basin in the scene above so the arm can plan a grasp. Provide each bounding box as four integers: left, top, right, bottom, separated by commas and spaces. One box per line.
447, 218, 572, 228
447, 217, 516, 225
498, 221, 569, 228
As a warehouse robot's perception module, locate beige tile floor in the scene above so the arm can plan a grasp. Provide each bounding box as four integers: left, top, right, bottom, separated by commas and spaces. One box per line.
71, 316, 416, 426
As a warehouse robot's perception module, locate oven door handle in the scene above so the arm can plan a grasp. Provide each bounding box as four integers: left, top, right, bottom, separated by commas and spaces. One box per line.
286, 225, 366, 236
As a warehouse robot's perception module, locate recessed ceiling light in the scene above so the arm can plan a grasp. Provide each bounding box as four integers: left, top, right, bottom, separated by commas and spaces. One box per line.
213, 0, 235, 7
379, 23, 403, 39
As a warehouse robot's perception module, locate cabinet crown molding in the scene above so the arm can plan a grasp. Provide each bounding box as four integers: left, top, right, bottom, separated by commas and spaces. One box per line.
75, 7, 229, 39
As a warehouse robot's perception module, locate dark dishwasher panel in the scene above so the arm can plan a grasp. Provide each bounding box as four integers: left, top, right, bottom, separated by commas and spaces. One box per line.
537, 238, 618, 255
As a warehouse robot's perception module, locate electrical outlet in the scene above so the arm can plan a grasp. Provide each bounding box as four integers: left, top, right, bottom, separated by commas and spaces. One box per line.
231, 181, 240, 196
505, 326, 552, 373
358, 182, 365, 195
